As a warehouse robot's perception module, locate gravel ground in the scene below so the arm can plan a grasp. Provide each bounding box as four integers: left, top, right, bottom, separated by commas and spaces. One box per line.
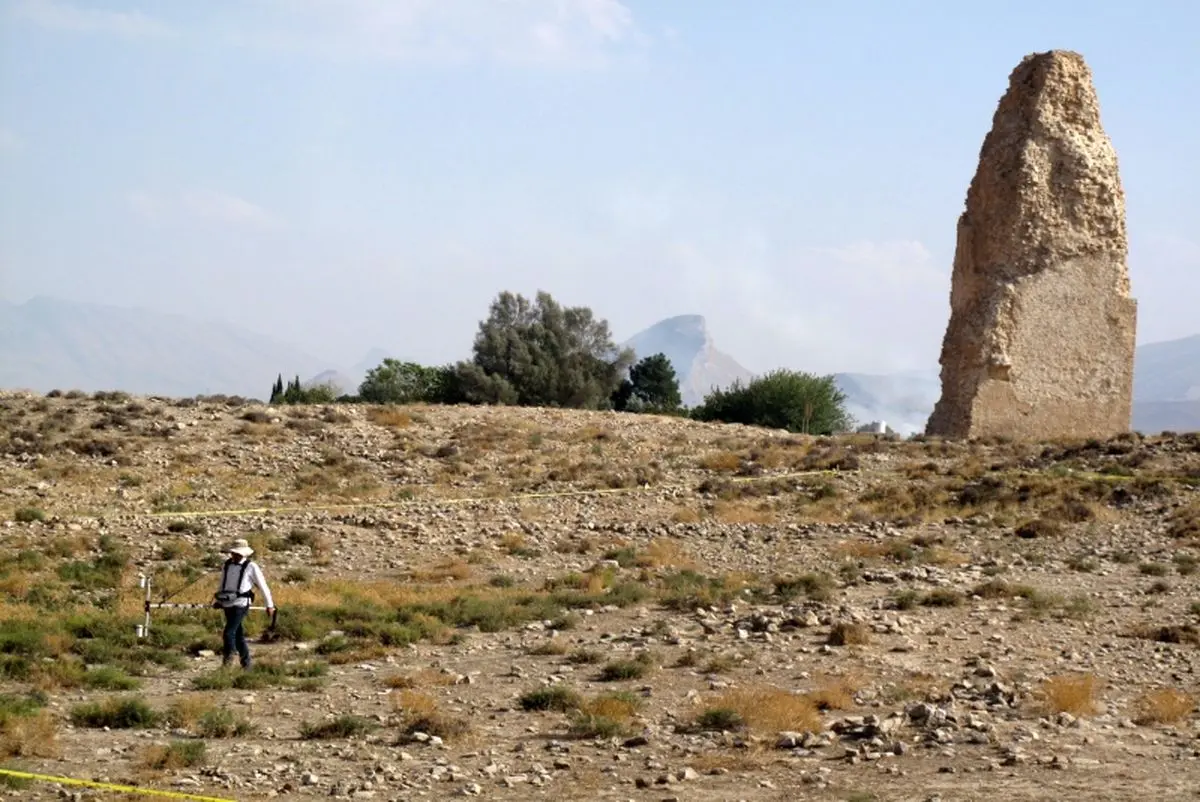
1, 391, 1198, 801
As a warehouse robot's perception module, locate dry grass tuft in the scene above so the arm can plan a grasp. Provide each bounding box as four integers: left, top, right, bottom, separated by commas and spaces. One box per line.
1132, 689, 1196, 726
881, 672, 943, 705
390, 689, 471, 740
0, 710, 59, 759
581, 693, 639, 721
685, 750, 770, 774
826, 622, 871, 647
712, 500, 777, 525
704, 685, 821, 735
498, 532, 538, 557
634, 538, 696, 570
1167, 503, 1200, 540
1039, 673, 1102, 717
699, 451, 742, 472
409, 558, 472, 583
669, 506, 702, 524
805, 674, 860, 711
139, 739, 207, 771
572, 425, 613, 443
385, 668, 457, 689
367, 407, 413, 428
1124, 623, 1200, 646
164, 694, 215, 730
567, 691, 642, 738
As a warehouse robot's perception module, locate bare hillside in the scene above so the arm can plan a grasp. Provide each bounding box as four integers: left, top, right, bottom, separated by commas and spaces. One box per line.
1, 390, 1199, 801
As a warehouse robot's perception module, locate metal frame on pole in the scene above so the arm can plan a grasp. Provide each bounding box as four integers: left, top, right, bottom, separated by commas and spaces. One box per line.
135, 573, 276, 639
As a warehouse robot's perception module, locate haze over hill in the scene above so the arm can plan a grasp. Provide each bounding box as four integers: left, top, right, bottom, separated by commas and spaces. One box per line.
0, 296, 330, 400
1, 299, 759, 407
4, 295, 1199, 434
4, 3, 1198, 392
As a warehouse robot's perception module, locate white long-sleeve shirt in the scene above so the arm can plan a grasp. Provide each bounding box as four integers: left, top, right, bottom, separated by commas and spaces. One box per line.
216, 558, 274, 609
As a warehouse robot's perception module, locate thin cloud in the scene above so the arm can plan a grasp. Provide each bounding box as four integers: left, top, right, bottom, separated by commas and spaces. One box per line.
660, 234, 949, 376
10, 0, 174, 38
125, 190, 163, 220
225, 0, 644, 67
0, 127, 22, 151
182, 190, 281, 229
809, 240, 945, 290
1146, 233, 1200, 266
1130, 232, 1200, 345
127, 189, 282, 230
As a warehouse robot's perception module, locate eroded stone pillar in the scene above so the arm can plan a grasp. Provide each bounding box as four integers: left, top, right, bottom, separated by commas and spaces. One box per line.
925, 50, 1137, 440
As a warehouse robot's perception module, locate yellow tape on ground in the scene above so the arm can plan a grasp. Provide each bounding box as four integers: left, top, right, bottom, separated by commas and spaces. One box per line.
134, 468, 848, 519
0, 768, 237, 802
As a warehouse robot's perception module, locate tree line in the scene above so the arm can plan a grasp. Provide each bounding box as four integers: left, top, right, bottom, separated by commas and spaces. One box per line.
268, 290, 853, 435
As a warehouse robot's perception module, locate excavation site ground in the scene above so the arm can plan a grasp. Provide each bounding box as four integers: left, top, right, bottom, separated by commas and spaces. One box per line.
1, 391, 1198, 801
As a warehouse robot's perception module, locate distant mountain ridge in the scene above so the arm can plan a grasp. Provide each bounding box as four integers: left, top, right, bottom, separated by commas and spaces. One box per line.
0, 296, 329, 399
833, 334, 1200, 435
1133, 335, 1200, 402
620, 315, 754, 407
3, 297, 1198, 433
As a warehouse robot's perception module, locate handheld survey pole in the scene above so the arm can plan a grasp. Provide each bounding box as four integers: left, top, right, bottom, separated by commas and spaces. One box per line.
137, 573, 151, 638
135, 573, 278, 639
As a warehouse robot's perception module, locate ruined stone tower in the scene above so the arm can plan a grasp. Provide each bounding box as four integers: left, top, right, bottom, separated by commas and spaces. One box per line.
925, 50, 1137, 441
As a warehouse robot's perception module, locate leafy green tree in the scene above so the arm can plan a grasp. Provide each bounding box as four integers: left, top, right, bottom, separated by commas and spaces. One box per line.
358, 359, 455, 404
691, 369, 853, 435
454, 290, 633, 409
298, 381, 340, 404
612, 353, 682, 413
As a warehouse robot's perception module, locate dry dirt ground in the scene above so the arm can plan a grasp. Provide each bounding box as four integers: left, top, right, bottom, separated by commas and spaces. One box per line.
1, 390, 1199, 802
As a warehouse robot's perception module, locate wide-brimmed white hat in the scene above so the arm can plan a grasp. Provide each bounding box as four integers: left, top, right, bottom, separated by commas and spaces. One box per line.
226, 538, 254, 557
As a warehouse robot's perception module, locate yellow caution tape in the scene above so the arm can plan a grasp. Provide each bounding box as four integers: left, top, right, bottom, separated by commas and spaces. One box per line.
0, 768, 237, 801
129, 468, 848, 519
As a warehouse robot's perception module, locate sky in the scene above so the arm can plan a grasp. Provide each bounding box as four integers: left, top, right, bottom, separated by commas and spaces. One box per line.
1, 0, 1198, 377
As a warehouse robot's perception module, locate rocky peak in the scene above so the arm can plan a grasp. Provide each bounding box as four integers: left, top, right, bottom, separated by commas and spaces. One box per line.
622, 315, 753, 408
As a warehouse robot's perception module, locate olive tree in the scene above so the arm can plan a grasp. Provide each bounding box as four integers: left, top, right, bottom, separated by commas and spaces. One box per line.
454, 290, 634, 409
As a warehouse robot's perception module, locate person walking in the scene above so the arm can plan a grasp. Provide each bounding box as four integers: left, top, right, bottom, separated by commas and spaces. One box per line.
212, 538, 275, 669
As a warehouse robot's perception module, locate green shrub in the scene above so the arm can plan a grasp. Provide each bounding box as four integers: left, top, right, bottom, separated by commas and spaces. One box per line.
82, 666, 140, 691
921, 588, 964, 607
70, 696, 159, 729
519, 686, 582, 712
144, 740, 207, 769
599, 654, 654, 682
197, 708, 254, 738
567, 649, 602, 665
13, 508, 45, 524
299, 714, 376, 740
773, 573, 834, 602
691, 369, 852, 435
358, 360, 455, 404
696, 707, 744, 731
0, 691, 46, 721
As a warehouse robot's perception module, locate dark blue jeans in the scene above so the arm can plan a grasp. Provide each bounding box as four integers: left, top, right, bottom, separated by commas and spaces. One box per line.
222, 605, 251, 668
